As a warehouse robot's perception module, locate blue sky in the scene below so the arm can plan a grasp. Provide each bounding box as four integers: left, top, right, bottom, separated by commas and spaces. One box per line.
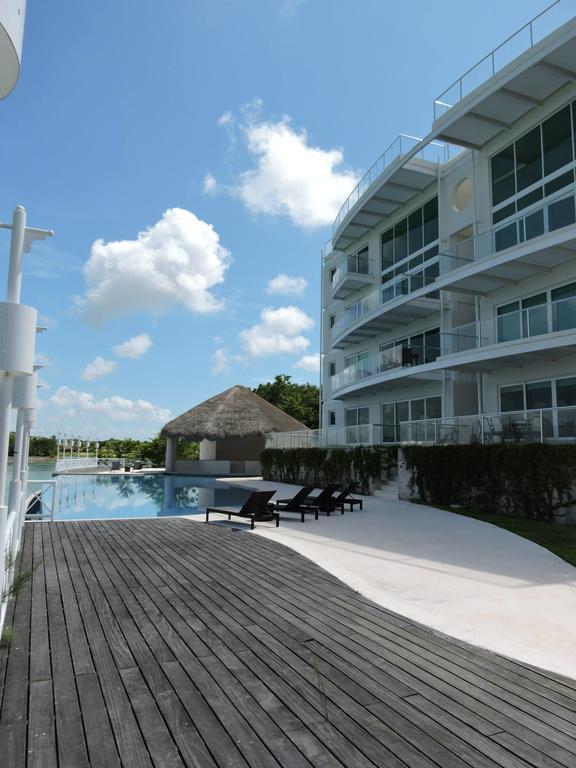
1, 0, 547, 437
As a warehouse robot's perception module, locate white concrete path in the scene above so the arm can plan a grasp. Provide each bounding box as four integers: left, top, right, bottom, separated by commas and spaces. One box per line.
223, 478, 576, 680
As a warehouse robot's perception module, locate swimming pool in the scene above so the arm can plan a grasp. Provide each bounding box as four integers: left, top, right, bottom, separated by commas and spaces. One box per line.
41, 473, 252, 521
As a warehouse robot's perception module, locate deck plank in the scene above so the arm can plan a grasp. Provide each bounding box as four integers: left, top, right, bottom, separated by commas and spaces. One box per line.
1, 517, 576, 767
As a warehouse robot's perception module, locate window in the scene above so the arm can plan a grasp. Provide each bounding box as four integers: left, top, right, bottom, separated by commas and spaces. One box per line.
552, 282, 576, 331
515, 127, 542, 192
500, 384, 525, 412
329, 268, 336, 283
491, 144, 516, 205
491, 99, 576, 217
543, 106, 573, 176
328, 411, 336, 426
329, 361, 336, 377
329, 314, 335, 328
382, 397, 441, 442
526, 381, 552, 410
381, 229, 394, 270
380, 197, 439, 278
345, 406, 370, 444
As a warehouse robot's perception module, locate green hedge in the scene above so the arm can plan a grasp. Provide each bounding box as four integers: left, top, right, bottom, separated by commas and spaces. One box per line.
260, 446, 396, 491
404, 444, 576, 521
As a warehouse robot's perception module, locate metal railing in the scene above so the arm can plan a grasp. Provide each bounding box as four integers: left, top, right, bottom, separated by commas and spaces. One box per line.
434, 0, 576, 119
439, 186, 576, 275
265, 424, 388, 449
399, 405, 576, 445
333, 135, 458, 236
441, 295, 576, 354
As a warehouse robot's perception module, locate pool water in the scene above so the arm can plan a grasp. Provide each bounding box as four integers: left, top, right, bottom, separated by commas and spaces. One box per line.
43, 474, 252, 521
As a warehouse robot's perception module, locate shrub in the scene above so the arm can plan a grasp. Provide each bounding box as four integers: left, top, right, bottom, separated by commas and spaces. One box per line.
404, 444, 576, 521
260, 446, 397, 491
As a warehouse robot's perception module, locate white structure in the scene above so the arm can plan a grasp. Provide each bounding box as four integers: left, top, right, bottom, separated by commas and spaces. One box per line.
0, 1, 26, 100
270, 2, 576, 449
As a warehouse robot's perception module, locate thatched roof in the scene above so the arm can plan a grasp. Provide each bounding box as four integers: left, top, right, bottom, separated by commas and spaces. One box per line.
161, 385, 309, 441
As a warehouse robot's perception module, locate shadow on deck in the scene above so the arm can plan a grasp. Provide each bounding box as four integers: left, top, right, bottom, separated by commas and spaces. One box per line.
1, 519, 575, 767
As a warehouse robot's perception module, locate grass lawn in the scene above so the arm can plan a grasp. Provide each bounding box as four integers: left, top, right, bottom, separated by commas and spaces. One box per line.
442, 507, 576, 568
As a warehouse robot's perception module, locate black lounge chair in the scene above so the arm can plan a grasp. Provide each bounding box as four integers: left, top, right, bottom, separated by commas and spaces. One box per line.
268, 486, 320, 522
302, 483, 344, 515
205, 490, 278, 530
331, 483, 363, 512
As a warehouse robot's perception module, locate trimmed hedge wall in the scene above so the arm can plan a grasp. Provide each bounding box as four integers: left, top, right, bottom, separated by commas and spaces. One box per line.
404, 444, 576, 521
260, 447, 396, 491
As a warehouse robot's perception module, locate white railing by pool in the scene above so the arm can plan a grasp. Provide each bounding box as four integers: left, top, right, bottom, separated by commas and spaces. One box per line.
25, 480, 56, 521
55, 457, 125, 473
433, 0, 576, 119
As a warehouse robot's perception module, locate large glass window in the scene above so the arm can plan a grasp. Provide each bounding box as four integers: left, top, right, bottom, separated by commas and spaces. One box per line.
345, 406, 370, 444
381, 229, 394, 270
491, 100, 576, 219
543, 106, 573, 176
552, 282, 576, 331
408, 208, 423, 255
394, 218, 408, 263
491, 145, 516, 205
557, 377, 576, 407
497, 301, 521, 342
522, 293, 547, 337
500, 385, 525, 412
525, 381, 552, 410
515, 127, 542, 192
423, 197, 439, 245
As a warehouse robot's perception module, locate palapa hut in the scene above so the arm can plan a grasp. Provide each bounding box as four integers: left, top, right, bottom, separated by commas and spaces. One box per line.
161, 384, 309, 475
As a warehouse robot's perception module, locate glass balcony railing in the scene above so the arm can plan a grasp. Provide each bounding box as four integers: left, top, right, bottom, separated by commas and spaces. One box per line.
331, 344, 441, 393
441, 295, 576, 355
440, 187, 576, 274
333, 135, 459, 236
400, 405, 576, 445
332, 268, 441, 342
265, 424, 387, 449
332, 256, 373, 290
434, 0, 576, 120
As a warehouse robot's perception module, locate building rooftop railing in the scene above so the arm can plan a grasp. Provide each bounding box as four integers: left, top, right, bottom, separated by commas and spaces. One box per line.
332, 135, 459, 238
433, 0, 576, 120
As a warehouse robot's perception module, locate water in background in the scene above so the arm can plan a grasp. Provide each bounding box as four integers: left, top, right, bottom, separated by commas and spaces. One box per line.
5, 460, 56, 502
42, 473, 252, 521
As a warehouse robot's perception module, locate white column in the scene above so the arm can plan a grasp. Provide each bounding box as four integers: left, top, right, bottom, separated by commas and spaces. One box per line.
165, 436, 176, 472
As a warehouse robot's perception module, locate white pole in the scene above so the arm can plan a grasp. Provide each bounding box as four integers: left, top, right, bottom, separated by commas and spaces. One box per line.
6, 206, 26, 303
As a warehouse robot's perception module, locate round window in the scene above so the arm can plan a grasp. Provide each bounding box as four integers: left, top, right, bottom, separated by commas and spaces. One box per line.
452, 178, 472, 212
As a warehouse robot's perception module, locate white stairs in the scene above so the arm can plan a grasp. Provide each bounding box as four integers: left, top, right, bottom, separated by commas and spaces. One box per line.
372, 480, 399, 501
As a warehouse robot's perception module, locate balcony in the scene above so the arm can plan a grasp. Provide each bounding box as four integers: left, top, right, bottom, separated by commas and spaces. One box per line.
265, 424, 388, 449
433, 1, 576, 148
331, 268, 440, 349
440, 294, 576, 370
332, 135, 460, 251
331, 343, 442, 397
399, 405, 576, 445
436, 187, 576, 295
331, 254, 373, 300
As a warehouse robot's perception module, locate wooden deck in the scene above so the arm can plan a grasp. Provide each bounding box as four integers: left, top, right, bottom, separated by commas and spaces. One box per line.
1, 520, 576, 768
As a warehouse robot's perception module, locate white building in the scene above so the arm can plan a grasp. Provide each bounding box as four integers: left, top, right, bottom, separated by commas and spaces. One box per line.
272, 3, 576, 449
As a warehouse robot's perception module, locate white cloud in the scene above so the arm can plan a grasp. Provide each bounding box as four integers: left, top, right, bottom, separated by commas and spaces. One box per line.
51, 386, 171, 423
211, 348, 230, 374
113, 334, 152, 359
240, 306, 313, 357
76, 208, 231, 323
218, 111, 234, 127
294, 353, 320, 374
203, 173, 218, 195
82, 356, 117, 381
226, 108, 359, 230
266, 273, 308, 296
